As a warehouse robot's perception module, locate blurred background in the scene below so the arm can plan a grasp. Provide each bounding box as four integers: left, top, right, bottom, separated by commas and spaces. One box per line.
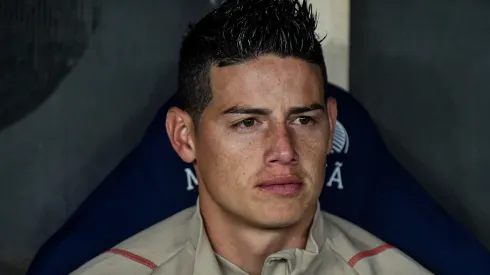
0, 0, 489, 273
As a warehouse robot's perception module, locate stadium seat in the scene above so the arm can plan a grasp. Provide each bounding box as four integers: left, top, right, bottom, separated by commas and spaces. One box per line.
27, 84, 490, 275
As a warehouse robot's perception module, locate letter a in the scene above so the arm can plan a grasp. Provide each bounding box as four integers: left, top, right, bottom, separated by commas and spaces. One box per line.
326, 162, 344, 190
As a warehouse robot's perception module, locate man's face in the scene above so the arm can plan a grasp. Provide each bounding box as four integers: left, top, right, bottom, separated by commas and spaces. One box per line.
185, 55, 335, 228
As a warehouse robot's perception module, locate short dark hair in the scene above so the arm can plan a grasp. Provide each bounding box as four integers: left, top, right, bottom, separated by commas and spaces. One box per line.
176, 0, 327, 125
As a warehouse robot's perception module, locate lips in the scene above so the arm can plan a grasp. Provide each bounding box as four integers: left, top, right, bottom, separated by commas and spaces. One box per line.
257, 176, 303, 196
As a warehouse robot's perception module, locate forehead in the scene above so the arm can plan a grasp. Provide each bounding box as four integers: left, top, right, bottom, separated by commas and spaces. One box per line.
207, 55, 324, 110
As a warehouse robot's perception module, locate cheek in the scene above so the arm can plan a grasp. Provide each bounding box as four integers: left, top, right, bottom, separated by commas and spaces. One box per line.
297, 131, 328, 183
224, 131, 263, 156
197, 133, 260, 182
295, 128, 328, 158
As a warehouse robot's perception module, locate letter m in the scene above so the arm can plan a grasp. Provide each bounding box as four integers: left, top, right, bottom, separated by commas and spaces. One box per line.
185, 168, 198, 191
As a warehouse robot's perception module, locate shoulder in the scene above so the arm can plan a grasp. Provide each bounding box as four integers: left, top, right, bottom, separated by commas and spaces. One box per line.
321, 211, 433, 274
70, 207, 197, 275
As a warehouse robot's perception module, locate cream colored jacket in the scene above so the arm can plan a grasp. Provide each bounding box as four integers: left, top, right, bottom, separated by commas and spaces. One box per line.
71, 202, 433, 275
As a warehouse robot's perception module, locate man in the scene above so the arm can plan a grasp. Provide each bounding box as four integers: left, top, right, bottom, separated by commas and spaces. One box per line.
72, 0, 433, 274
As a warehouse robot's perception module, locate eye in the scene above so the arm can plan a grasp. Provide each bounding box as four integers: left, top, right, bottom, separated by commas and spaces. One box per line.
293, 116, 315, 125
233, 118, 258, 129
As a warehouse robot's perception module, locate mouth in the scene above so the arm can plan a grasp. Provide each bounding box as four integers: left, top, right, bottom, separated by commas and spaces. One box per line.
257, 176, 303, 196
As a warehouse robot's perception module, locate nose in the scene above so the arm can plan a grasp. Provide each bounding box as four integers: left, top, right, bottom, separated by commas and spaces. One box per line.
264, 124, 298, 166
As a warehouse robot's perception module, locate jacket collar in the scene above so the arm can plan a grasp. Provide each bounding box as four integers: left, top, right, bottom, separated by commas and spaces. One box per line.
189, 199, 327, 274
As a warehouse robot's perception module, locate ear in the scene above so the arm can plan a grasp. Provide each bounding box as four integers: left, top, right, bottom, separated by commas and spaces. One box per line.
325, 97, 338, 154
165, 107, 196, 163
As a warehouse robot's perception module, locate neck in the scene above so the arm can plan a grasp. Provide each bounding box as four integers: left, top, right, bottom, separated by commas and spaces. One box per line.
199, 194, 316, 275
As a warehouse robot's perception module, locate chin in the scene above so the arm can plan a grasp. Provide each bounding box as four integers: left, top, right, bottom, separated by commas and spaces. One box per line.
251, 206, 305, 229
254, 216, 303, 230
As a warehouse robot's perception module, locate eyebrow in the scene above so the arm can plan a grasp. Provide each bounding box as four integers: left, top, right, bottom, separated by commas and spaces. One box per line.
221, 103, 325, 116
